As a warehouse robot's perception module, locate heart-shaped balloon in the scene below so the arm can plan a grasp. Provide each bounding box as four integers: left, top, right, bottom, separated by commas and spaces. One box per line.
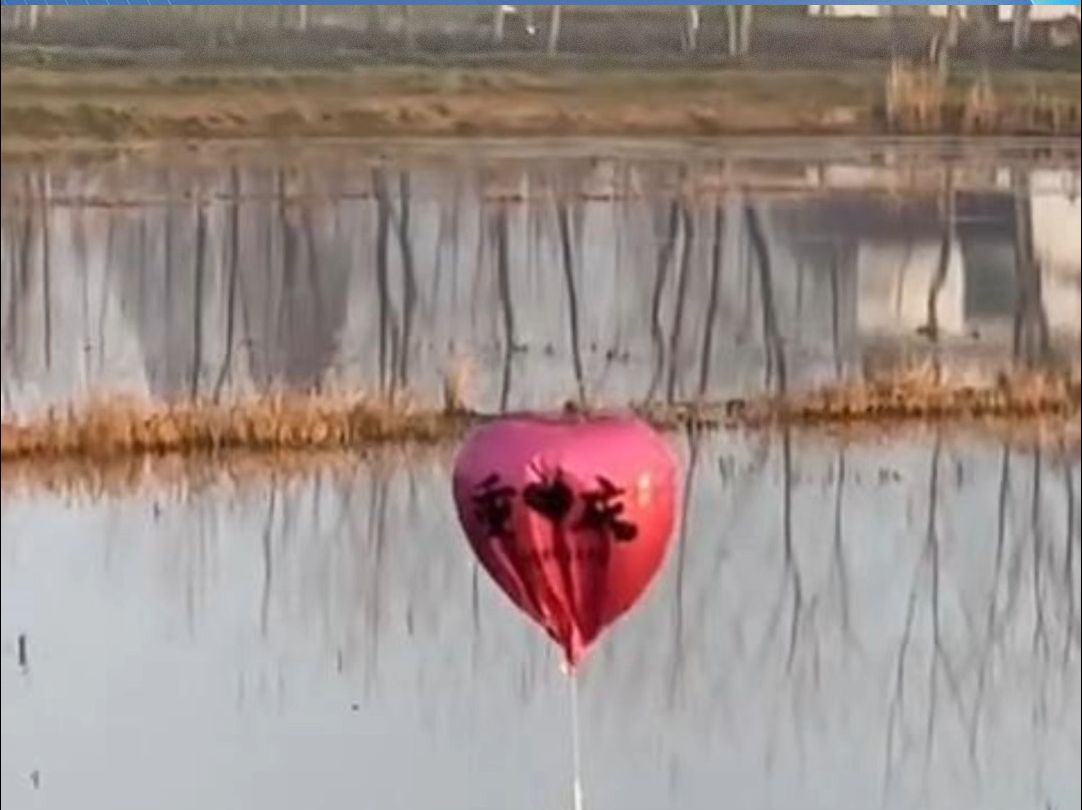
452, 413, 680, 668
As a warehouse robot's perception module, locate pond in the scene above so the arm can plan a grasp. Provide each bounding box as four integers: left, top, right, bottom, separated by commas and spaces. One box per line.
2, 138, 1080, 810
1, 138, 1079, 414
2, 432, 1080, 810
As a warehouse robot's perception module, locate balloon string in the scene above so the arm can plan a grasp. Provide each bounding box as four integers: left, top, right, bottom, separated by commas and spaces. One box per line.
569, 668, 584, 810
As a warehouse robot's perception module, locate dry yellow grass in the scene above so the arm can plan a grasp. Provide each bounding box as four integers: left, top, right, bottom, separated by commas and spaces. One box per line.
2, 368, 1078, 468
0, 392, 473, 463
640, 366, 1081, 433
885, 61, 1079, 136
885, 60, 945, 133
0, 445, 453, 501
2, 368, 1077, 499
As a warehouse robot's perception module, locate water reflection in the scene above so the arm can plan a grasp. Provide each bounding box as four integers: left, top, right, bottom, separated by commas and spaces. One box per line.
2, 434, 1078, 810
2, 141, 1079, 417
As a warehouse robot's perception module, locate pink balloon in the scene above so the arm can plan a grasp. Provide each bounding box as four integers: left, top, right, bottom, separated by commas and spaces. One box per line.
452, 413, 680, 668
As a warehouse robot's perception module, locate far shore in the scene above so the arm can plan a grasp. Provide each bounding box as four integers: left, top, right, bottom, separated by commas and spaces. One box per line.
2, 60, 1079, 158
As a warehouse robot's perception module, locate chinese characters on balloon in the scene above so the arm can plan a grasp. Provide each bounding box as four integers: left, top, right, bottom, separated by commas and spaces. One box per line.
472, 469, 639, 543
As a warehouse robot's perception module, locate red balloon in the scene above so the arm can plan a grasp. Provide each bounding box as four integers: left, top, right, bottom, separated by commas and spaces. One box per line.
452, 413, 680, 668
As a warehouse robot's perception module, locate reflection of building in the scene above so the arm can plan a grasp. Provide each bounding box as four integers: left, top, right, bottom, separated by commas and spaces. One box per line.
809, 5, 1081, 21
1032, 170, 1082, 335
856, 236, 965, 335
0, 172, 148, 412
956, 193, 1017, 330
106, 167, 354, 399
776, 178, 1082, 342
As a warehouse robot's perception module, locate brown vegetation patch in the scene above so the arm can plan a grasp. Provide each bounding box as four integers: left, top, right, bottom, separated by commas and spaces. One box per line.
2, 370, 1078, 472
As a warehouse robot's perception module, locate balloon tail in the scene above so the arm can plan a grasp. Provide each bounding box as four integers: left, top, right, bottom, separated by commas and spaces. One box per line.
569, 668, 584, 810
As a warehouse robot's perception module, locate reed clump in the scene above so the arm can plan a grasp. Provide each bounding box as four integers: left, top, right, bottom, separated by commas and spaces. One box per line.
642, 367, 1080, 433
885, 60, 944, 133
0, 392, 473, 463
0, 445, 452, 501
771, 367, 1080, 428
2, 369, 1078, 468
884, 61, 1079, 135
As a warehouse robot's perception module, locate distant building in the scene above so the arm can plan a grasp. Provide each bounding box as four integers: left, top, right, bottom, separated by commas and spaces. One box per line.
809, 5, 1080, 21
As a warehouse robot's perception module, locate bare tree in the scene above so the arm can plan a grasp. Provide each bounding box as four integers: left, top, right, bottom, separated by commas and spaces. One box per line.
402, 5, 416, 51
1012, 4, 1032, 51
367, 5, 386, 36
738, 5, 753, 55
931, 5, 961, 78
725, 5, 753, 56
683, 5, 701, 53
547, 5, 562, 56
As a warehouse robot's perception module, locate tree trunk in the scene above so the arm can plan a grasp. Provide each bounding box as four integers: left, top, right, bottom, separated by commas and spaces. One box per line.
933, 5, 961, 78
1012, 5, 1031, 51
738, 5, 753, 55
547, 6, 562, 55
725, 5, 738, 56
683, 5, 700, 53
402, 5, 415, 50
297, 5, 308, 32
493, 5, 507, 44
945, 4, 960, 46
368, 5, 385, 35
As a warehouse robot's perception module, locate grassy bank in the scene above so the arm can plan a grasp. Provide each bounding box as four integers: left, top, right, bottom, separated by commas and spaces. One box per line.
2, 60, 1079, 156
2, 369, 1078, 499
2, 369, 1078, 466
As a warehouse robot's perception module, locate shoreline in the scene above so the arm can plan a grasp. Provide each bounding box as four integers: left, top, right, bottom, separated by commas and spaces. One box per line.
3, 63, 1079, 157
3, 370, 1078, 467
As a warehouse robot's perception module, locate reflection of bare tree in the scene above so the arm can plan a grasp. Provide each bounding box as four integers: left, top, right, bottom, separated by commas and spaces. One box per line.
555, 199, 586, 405
759, 429, 802, 675
394, 171, 417, 389
373, 166, 400, 394
647, 197, 680, 401
829, 246, 842, 379
1011, 168, 1052, 367
831, 449, 854, 646
3, 153, 1079, 417
1063, 460, 1079, 665
669, 427, 700, 708
780, 429, 800, 670
667, 202, 695, 404
969, 444, 1011, 759
38, 169, 52, 371
697, 202, 724, 400
745, 199, 786, 394
884, 436, 966, 789
493, 204, 516, 410
3, 178, 34, 381
1031, 449, 1050, 660
190, 199, 207, 398
364, 474, 391, 697
923, 169, 955, 371
48, 426, 1077, 808
214, 166, 242, 400
260, 486, 277, 638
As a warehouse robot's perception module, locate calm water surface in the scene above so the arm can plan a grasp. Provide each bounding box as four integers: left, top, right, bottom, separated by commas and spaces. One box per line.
2, 139, 1080, 810
1, 138, 1079, 413
2, 433, 1080, 810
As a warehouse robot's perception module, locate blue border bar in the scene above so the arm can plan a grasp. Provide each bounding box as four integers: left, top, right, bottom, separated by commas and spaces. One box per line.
1, 1, 1074, 6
